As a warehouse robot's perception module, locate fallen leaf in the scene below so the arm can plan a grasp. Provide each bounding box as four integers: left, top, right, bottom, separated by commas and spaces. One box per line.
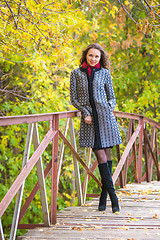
94, 225, 102, 229
119, 226, 129, 230
77, 227, 83, 231
114, 211, 120, 215
153, 214, 158, 219
130, 217, 139, 221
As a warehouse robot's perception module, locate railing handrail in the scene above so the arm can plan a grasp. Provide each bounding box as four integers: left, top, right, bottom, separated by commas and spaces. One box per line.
114, 111, 160, 129
0, 110, 159, 129
0, 110, 80, 126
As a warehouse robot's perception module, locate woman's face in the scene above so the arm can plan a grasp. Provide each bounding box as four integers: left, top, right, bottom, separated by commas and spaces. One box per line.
86, 48, 101, 66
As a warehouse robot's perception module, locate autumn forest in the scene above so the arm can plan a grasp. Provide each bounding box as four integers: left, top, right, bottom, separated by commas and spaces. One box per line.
0, 0, 160, 237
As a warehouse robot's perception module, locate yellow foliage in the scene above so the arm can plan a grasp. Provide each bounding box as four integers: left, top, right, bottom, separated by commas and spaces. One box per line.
0, 136, 8, 151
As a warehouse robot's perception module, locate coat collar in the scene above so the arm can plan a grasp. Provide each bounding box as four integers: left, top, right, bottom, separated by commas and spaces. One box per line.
79, 66, 101, 73
80, 61, 101, 73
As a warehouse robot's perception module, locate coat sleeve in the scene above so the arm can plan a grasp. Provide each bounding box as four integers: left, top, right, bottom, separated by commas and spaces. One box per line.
105, 70, 116, 111
70, 70, 91, 118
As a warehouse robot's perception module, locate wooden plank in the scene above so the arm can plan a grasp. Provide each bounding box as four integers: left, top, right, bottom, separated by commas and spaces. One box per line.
32, 123, 50, 227
69, 118, 83, 206
10, 123, 34, 240
59, 130, 101, 187
112, 124, 142, 184
18, 224, 45, 229
0, 129, 57, 218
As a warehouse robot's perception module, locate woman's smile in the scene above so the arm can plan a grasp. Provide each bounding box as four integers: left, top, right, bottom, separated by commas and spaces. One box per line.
86, 48, 101, 66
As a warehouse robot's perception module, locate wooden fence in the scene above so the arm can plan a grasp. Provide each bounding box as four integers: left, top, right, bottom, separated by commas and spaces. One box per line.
0, 110, 160, 240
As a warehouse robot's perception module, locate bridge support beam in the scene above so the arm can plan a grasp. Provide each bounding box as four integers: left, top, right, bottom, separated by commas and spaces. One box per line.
137, 117, 144, 183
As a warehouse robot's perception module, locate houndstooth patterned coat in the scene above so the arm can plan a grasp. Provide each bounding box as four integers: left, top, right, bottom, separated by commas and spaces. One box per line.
70, 67, 122, 149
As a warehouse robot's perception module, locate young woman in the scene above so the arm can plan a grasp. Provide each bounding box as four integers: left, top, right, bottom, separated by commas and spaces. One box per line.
70, 43, 122, 212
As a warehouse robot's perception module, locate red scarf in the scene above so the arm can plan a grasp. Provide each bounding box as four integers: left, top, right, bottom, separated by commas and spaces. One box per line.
82, 61, 100, 76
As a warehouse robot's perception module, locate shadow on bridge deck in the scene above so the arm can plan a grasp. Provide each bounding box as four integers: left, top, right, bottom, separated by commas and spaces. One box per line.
18, 181, 160, 240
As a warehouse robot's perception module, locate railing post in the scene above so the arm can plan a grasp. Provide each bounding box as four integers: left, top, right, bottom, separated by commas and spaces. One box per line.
82, 148, 92, 204
137, 117, 144, 183
69, 118, 83, 206
32, 123, 50, 226
116, 144, 123, 188
149, 127, 156, 181
10, 123, 34, 240
50, 114, 59, 224
144, 126, 150, 182
57, 118, 70, 183
144, 129, 160, 180
0, 219, 4, 240
132, 120, 138, 183
123, 119, 133, 185
155, 132, 160, 181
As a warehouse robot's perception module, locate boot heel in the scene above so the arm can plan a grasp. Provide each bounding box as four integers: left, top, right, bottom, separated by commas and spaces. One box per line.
98, 162, 120, 213
98, 189, 107, 211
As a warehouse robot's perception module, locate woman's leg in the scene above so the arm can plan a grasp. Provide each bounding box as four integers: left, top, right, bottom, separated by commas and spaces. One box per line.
93, 148, 119, 212
93, 149, 107, 211
104, 148, 112, 175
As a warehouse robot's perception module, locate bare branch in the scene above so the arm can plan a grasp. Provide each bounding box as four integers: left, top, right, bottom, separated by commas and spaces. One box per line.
117, 0, 160, 27
4, 0, 18, 29
0, 88, 34, 100
117, 0, 138, 24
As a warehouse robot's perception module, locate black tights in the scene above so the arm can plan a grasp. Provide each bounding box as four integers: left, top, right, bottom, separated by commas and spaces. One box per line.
93, 148, 111, 164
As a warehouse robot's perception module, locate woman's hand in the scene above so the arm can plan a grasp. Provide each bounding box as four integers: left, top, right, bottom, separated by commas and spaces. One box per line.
84, 115, 92, 124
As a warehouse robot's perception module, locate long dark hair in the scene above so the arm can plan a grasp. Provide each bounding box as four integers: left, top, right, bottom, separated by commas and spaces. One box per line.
80, 43, 110, 69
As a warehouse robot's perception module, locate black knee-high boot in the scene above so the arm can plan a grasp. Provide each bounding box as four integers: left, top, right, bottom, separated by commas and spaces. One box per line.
108, 161, 112, 175
98, 162, 119, 213
98, 161, 112, 211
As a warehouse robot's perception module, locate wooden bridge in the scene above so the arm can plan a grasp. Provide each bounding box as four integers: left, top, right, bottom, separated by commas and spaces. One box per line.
18, 181, 160, 240
0, 110, 160, 240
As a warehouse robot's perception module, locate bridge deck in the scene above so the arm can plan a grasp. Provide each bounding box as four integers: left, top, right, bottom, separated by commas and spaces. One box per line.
18, 182, 160, 240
